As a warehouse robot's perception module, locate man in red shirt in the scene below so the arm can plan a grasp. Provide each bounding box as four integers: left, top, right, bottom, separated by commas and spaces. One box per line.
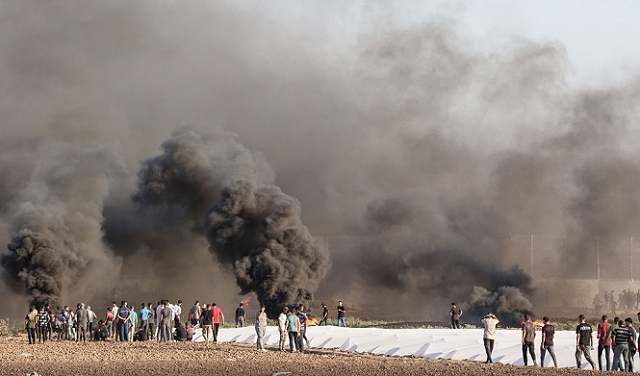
211, 303, 225, 344
597, 315, 612, 371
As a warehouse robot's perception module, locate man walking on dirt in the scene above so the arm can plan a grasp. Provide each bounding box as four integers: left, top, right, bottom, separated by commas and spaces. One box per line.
211, 303, 224, 343
575, 314, 596, 369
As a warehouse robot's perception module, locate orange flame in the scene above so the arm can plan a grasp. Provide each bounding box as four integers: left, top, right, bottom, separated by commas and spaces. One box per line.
240, 296, 252, 305
307, 318, 320, 326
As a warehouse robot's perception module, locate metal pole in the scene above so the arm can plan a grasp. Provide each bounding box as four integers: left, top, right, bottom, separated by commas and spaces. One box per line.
596, 236, 600, 280
562, 234, 566, 278
530, 234, 534, 277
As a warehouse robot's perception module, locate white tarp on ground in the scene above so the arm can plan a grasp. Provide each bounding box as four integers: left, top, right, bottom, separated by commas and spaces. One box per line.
192, 326, 607, 369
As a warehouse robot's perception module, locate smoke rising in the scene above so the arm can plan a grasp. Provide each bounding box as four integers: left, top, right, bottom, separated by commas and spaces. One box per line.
1, 145, 125, 308
205, 179, 330, 317
1, 1, 640, 321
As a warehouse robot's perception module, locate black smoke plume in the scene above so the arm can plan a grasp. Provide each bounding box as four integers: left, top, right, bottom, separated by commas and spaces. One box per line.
3, 230, 62, 308
205, 178, 330, 318
1, 145, 124, 309
464, 286, 534, 327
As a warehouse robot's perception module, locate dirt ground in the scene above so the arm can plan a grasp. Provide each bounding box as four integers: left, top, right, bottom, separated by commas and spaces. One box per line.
0, 335, 621, 376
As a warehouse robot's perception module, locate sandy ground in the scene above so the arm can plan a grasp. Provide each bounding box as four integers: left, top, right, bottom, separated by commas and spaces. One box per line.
0, 335, 623, 376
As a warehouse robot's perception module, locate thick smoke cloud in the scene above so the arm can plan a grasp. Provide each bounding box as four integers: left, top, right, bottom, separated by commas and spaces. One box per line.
205, 179, 330, 318
1, 145, 125, 308
1, 1, 640, 320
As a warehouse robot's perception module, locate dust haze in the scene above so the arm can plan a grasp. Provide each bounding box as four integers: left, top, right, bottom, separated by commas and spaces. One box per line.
2, 1, 640, 321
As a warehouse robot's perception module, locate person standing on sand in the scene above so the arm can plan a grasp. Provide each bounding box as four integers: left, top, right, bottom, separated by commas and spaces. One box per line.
625, 317, 637, 371
298, 304, 310, 349
337, 301, 346, 327
255, 305, 267, 351
612, 319, 634, 371
110, 302, 119, 340
159, 301, 173, 342
235, 303, 246, 328
128, 305, 137, 342
286, 309, 301, 353
75, 303, 88, 343
189, 301, 201, 327
200, 303, 213, 346
174, 300, 183, 329
25, 304, 38, 345
450, 303, 462, 329
37, 305, 50, 343
86, 306, 97, 340
540, 317, 557, 367
116, 301, 131, 342
597, 315, 612, 371
480, 312, 499, 364
278, 307, 288, 351
211, 303, 224, 344
320, 302, 328, 326
521, 314, 537, 366
147, 302, 155, 340
575, 314, 596, 370
139, 303, 152, 340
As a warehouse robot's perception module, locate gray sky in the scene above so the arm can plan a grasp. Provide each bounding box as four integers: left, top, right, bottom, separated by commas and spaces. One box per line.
235, 0, 640, 88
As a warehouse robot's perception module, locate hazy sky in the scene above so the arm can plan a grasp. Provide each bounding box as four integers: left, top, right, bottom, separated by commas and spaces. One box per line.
235, 0, 640, 88
2, 0, 640, 319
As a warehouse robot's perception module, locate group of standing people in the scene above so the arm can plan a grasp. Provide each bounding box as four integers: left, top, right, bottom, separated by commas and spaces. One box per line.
25, 303, 99, 344
26, 298, 347, 350
594, 289, 640, 316
478, 311, 640, 371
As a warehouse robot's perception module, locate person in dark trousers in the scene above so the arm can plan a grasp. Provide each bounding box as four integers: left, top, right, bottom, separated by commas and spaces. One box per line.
521, 314, 537, 366
320, 302, 329, 326
235, 303, 246, 328
612, 318, 634, 371
480, 312, 499, 364
37, 305, 50, 343
450, 303, 463, 329
626, 317, 638, 371
575, 314, 596, 369
25, 305, 38, 344
540, 316, 557, 367
597, 314, 612, 371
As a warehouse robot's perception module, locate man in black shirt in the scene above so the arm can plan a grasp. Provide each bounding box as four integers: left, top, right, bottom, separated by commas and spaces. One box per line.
540, 317, 557, 367
320, 302, 329, 326
575, 314, 596, 369
235, 303, 246, 328
200, 304, 213, 345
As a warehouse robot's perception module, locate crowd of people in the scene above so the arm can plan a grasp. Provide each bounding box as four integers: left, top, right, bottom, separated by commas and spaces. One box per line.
478, 311, 640, 372
593, 289, 640, 315
23, 298, 348, 354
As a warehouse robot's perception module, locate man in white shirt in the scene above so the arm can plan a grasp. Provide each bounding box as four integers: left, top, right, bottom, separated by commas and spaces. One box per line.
278, 307, 289, 352
481, 312, 500, 364
174, 300, 183, 328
